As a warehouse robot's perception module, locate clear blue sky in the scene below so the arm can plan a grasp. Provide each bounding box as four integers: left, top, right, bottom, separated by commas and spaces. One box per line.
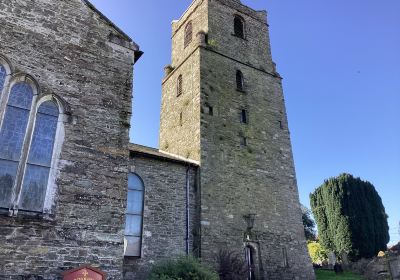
89, 0, 400, 245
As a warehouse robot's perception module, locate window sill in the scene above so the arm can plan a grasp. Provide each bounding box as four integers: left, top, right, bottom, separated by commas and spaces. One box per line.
231, 33, 247, 41
0, 208, 55, 221
236, 88, 247, 93
0, 208, 12, 217
124, 255, 142, 260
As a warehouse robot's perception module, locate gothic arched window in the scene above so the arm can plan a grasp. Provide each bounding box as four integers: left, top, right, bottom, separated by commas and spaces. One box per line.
0, 69, 63, 215
124, 173, 145, 257
0, 82, 34, 209
184, 21, 193, 48
0, 65, 6, 96
19, 101, 59, 212
0, 57, 11, 99
177, 74, 183, 97
234, 16, 245, 39
236, 70, 244, 91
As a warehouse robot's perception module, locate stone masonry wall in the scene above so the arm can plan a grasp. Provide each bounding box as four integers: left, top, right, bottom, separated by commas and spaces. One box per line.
160, 0, 315, 279
124, 153, 198, 279
208, 0, 275, 74
0, 0, 136, 279
171, 0, 209, 68
159, 0, 209, 162
198, 0, 315, 279
199, 49, 314, 279
159, 50, 202, 161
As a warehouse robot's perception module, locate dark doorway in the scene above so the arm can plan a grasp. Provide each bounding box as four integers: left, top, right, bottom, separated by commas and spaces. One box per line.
245, 246, 256, 280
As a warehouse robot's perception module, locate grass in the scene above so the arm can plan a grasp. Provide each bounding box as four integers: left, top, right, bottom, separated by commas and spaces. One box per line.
315, 269, 364, 280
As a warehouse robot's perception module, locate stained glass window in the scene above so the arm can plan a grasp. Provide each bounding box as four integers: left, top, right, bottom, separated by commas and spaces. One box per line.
19, 165, 50, 212
0, 160, 18, 208
8, 83, 34, 109
0, 83, 34, 161
0, 65, 62, 214
124, 173, 144, 257
19, 101, 59, 212
0, 82, 34, 209
27, 101, 59, 166
0, 65, 6, 97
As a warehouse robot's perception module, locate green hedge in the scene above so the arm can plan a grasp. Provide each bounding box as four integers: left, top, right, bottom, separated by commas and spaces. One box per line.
149, 256, 218, 280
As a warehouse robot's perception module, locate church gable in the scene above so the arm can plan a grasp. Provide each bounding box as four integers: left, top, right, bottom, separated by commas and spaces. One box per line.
0, 1, 140, 278
81, 0, 141, 53
81, 1, 132, 44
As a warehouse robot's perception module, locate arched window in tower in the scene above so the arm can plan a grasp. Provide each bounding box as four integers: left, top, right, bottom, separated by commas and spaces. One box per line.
177, 74, 183, 97
124, 173, 145, 257
0, 82, 34, 209
184, 21, 193, 48
19, 101, 59, 212
234, 16, 245, 38
236, 70, 244, 91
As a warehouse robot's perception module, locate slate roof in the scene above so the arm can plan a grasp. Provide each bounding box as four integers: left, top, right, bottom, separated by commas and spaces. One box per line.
129, 143, 199, 166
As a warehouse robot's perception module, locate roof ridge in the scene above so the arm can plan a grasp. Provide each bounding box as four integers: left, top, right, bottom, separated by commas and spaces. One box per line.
81, 0, 138, 49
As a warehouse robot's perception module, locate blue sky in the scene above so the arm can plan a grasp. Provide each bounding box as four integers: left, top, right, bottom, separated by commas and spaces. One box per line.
89, 0, 400, 245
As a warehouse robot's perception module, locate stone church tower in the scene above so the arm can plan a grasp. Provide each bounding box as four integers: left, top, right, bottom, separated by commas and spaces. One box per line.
160, 0, 315, 279
0, 0, 314, 278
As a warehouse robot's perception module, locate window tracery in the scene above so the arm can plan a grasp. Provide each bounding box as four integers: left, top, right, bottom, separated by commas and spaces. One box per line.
0, 65, 6, 96
0, 58, 64, 215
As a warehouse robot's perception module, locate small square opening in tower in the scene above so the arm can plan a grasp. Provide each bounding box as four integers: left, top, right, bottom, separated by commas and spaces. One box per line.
240, 109, 248, 124
177, 75, 183, 97
236, 70, 244, 91
204, 104, 213, 116
240, 135, 247, 147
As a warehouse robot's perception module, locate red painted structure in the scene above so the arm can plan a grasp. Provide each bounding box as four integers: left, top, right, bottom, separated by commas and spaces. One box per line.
62, 265, 106, 280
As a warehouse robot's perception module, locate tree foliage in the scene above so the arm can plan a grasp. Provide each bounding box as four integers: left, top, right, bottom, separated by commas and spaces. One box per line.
301, 205, 317, 241
307, 241, 328, 264
310, 173, 389, 260
149, 256, 218, 280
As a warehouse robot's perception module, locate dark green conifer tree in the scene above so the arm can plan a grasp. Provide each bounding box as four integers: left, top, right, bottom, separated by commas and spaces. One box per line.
310, 173, 389, 260
301, 205, 316, 241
